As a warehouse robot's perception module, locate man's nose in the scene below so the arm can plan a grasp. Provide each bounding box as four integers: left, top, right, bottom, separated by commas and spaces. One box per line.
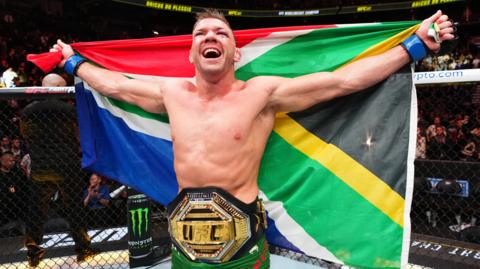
205, 30, 217, 41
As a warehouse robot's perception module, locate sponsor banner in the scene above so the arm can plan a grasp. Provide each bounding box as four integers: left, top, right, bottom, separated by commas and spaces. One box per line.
113, 0, 465, 17
1, 227, 128, 264
413, 69, 480, 84
426, 177, 469, 197
409, 233, 480, 269
0, 86, 75, 99
1, 68, 479, 98
19, 227, 128, 251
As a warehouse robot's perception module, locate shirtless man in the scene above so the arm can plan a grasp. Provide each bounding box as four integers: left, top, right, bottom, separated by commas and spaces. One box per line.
51, 9, 454, 268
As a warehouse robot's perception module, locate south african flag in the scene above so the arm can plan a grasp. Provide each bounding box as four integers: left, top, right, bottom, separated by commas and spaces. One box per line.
67, 21, 419, 268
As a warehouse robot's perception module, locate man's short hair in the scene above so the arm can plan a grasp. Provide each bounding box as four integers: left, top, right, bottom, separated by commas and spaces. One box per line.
193, 9, 231, 31
42, 73, 67, 87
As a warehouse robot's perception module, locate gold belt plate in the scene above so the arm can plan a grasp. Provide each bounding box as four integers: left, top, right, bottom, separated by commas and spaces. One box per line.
169, 192, 251, 263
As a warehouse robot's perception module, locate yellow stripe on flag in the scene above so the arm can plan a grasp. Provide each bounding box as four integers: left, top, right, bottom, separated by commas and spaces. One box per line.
274, 113, 405, 227
348, 24, 420, 63
272, 25, 419, 227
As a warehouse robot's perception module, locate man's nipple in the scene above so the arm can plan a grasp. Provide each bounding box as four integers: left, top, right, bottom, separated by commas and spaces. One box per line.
234, 132, 242, 140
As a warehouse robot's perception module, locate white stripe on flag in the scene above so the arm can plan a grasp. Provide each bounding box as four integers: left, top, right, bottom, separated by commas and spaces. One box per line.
335, 22, 380, 27
401, 64, 417, 268
259, 191, 343, 264
236, 29, 315, 71
82, 81, 172, 141
120, 73, 195, 83
236, 24, 380, 72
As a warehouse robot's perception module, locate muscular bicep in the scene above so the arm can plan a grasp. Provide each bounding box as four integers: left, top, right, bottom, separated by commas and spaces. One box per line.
268, 72, 345, 112
78, 63, 167, 113
268, 46, 411, 113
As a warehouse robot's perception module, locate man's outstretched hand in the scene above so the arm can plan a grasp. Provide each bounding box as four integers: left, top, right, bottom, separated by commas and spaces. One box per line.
416, 10, 455, 53
50, 39, 75, 68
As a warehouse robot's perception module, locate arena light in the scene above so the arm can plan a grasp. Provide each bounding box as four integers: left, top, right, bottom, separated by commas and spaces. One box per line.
364, 133, 375, 150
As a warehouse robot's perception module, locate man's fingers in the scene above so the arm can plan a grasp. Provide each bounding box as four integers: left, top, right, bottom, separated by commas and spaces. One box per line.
441, 33, 455, 41
57, 39, 67, 46
440, 28, 454, 35
438, 20, 452, 29
436, 14, 449, 24
426, 10, 442, 23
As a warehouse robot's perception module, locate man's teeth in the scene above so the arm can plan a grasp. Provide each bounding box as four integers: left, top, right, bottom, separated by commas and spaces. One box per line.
204, 48, 220, 58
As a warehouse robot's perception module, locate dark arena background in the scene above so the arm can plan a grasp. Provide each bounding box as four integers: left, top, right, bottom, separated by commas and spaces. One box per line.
0, 0, 479, 268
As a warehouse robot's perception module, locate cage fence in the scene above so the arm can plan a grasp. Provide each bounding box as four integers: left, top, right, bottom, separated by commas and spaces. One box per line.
0, 84, 479, 268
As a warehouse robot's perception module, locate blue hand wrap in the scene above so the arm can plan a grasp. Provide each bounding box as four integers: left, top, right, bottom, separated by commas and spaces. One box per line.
64, 55, 86, 75
401, 35, 428, 62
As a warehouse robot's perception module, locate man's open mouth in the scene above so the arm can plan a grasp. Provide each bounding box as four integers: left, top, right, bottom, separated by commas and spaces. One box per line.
202, 48, 221, 58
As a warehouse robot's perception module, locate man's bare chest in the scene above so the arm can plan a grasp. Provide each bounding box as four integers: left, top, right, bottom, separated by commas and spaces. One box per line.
168, 104, 258, 144
164, 85, 274, 144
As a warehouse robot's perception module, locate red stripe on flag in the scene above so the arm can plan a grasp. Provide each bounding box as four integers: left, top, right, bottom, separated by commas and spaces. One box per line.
71, 25, 336, 77
234, 24, 336, 47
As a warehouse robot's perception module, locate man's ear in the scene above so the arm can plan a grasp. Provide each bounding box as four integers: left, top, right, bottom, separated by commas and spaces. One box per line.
233, 47, 241, 62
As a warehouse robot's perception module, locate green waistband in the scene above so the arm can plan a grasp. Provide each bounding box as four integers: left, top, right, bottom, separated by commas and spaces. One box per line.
171, 236, 270, 269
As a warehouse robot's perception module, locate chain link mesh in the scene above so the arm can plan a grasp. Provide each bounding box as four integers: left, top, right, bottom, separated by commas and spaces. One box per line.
1, 79, 480, 269
408, 81, 480, 269
0, 97, 171, 268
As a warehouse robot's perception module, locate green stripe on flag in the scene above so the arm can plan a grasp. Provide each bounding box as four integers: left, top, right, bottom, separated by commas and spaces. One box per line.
105, 96, 169, 123
259, 132, 403, 268
290, 67, 413, 197
236, 21, 418, 80
78, 62, 170, 124
79, 21, 418, 268
273, 112, 406, 227
347, 24, 419, 63
249, 22, 418, 268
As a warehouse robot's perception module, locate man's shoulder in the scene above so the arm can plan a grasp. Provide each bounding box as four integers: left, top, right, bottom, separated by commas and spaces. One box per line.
247, 75, 283, 84
245, 75, 285, 93
163, 78, 195, 94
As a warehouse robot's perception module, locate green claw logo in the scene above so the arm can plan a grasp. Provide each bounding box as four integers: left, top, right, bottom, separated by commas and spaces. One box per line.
129, 208, 149, 237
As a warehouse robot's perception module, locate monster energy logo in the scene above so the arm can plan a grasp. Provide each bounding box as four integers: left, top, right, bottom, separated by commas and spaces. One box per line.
129, 208, 149, 237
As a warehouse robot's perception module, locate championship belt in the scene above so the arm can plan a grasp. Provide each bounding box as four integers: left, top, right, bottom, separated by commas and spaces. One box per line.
167, 187, 267, 263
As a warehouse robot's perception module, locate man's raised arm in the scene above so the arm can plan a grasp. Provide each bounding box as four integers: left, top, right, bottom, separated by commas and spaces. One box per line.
268, 10, 455, 113
51, 40, 167, 114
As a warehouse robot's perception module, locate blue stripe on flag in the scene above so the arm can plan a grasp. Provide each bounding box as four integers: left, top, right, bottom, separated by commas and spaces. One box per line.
75, 82, 303, 254
266, 216, 302, 253
75, 82, 178, 204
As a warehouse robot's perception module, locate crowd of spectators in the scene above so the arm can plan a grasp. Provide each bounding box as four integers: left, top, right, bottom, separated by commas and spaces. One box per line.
0, 2, 479, 165
0, 71, 125, 245
0, 0, 478, 263
0, 0, 476, 88
0, 3, 127, 242
0, 7, 74, 89
416, 46, 480, 71
416, 84, 480, 162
